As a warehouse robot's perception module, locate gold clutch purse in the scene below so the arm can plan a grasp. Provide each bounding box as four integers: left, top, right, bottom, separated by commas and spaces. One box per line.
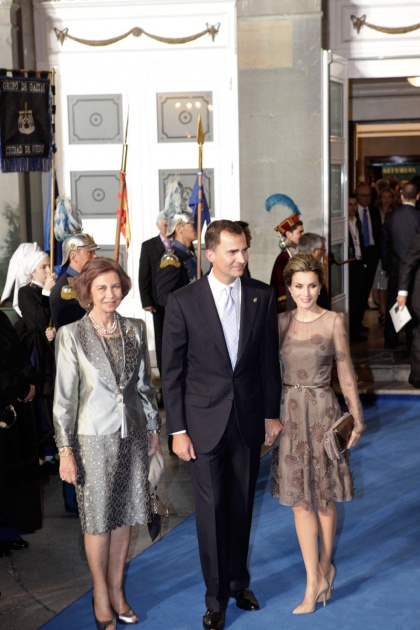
324, 413, 354, 460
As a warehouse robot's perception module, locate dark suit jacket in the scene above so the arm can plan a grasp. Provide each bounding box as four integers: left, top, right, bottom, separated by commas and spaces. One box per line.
369, 206, 382, 255
162, 275, 280, 454
156, 244, 195, 308
49, 271, 85, 330
139, 234, 165, 310
399, 233, 420, 318
382, 204, 420, 275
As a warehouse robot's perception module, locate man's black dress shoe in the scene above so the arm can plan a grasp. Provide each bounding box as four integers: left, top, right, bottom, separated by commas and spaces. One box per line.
203, 609, 225, 630
232, 588, 260, 611
9, 537, 29, 550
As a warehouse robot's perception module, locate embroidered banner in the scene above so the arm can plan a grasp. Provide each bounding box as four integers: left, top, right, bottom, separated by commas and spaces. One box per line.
0, 75, 52, 172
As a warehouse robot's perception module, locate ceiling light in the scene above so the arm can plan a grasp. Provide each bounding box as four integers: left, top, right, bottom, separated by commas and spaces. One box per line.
407, 77, 420, 87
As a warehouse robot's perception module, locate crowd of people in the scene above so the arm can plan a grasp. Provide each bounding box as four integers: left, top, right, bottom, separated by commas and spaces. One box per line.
346, 177, 420, 388
7, 170, 412, 629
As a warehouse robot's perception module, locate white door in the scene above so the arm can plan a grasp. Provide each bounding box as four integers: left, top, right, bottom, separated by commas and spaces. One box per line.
322, 51, 349, 313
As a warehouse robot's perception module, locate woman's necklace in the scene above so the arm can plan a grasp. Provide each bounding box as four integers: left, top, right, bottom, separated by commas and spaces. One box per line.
89, 311, 117, 335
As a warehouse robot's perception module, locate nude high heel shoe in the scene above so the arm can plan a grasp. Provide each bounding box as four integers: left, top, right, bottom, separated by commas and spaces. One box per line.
293, 575, 328, 615
318, 564, 336, 603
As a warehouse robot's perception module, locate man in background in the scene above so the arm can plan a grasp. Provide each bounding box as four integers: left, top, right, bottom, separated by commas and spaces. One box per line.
139, 212, 172, 378
270, 214, 304, 312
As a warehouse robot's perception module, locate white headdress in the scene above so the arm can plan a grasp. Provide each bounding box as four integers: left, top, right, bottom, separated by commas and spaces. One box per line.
0, 243, 48, 316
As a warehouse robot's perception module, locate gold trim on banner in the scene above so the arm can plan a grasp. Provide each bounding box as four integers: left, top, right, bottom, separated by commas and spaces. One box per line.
54, 23, 220, 47
351, 14, 420, 35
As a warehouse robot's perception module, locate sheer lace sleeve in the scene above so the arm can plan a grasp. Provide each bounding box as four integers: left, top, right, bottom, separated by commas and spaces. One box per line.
333, 313, 365, 434
278, 312, 293, 346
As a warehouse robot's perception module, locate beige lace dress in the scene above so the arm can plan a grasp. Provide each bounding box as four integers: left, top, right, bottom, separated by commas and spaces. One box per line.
270, 310, 365, 510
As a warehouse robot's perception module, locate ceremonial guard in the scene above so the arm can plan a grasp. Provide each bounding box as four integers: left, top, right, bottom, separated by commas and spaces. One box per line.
50, 233, 100, 330
156, 179, 198, 308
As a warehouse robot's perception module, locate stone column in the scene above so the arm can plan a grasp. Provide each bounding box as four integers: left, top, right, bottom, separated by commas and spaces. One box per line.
237, 0, 323, 282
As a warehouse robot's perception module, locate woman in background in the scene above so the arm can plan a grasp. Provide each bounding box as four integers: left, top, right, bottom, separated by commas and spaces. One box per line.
54, 257, 161, 630
17, 249, 57, 472
271, 254, 365, 615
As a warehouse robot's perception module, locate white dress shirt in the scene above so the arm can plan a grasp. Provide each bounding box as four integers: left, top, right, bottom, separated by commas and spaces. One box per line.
207, 270, 241, 336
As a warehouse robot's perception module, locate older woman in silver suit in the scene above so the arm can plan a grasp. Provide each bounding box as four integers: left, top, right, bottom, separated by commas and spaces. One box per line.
53, 257, 161, 630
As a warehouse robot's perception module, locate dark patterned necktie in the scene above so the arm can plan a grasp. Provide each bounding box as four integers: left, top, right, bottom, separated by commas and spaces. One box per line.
362, 208, 370, 247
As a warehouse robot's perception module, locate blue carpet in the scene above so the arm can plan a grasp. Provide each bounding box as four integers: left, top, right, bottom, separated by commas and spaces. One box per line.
40, 396, 420, 629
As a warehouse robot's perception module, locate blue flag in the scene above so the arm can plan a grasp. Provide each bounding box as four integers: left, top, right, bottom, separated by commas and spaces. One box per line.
44, 170, 63, 275
189, 172, 211, 233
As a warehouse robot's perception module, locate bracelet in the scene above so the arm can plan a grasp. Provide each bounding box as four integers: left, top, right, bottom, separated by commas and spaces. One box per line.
58, 446, 74, 457
147, 429, 160, 435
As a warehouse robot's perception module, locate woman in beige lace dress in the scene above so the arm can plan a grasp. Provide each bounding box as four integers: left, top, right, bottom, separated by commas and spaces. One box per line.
271, 253, 365, 615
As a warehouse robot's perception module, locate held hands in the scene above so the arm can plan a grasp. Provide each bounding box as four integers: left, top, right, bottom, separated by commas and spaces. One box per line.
264, 418, 282, 446
172, 433, 196, 461
144, 306, 157, 313
397, 295, 407, 310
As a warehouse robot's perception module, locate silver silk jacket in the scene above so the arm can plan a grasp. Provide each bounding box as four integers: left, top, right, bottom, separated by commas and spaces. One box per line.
53, 313, 160, 448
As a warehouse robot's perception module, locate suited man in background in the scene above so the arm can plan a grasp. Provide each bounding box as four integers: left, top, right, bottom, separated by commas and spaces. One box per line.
139, 212, 172, 377
397, 232, 420, 387
162, 220, 281, 630
348, 194, 367, 340
355, 182, 382, 326
382, 182, 420, 348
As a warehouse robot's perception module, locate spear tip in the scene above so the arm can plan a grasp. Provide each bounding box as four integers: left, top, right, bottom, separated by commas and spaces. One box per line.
196, 115, 205, 145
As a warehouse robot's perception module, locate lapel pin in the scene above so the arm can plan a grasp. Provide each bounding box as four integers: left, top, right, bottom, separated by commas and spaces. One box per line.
253, 297, 258, 302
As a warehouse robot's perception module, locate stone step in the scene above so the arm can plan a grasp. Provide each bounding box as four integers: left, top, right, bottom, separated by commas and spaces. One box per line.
334, 348, 420, 395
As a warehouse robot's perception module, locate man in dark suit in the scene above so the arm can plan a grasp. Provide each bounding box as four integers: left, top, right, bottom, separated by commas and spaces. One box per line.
382, 182, 420, 348
348, 195, 367, 340
139, 212, 172, 376
355, 182, 382, 324
162, 220, 281, 630
397, 232, 420, 387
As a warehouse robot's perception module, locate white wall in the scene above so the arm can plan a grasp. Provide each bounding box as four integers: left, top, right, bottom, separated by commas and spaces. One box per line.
33, 0, 239, 349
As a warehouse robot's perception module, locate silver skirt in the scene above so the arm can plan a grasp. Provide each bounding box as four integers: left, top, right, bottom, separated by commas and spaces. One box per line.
74, 429, 151, 535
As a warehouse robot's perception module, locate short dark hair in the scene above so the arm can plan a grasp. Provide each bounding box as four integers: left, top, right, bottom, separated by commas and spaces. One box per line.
283, 253, 324, 287
402, 182, 418, 200
235, 220, 249, 230
205, 220, 244, 250
285, 220, 303, 235
74, 257, 132, 310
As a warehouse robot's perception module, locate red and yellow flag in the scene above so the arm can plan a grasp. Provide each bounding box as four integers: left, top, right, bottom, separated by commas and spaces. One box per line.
117, 171, 131, 251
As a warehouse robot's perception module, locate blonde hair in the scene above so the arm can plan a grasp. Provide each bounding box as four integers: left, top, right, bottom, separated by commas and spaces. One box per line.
284, 253, 324, 287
